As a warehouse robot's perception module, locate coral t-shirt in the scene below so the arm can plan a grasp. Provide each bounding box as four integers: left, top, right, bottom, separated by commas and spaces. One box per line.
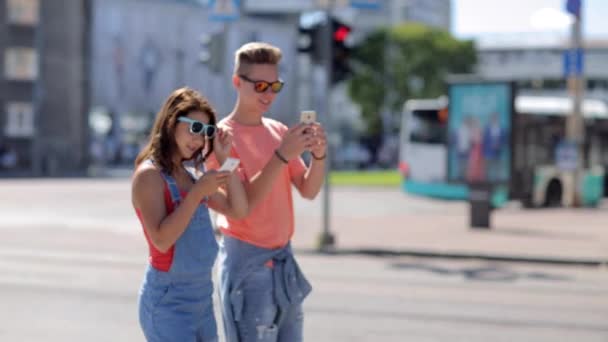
207, 117, 306, 249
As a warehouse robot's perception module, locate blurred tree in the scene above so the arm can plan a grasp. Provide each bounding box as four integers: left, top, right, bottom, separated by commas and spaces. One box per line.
347, 23, 477, 138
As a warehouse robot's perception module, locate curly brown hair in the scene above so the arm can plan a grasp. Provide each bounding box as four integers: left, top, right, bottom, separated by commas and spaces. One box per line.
134, 87, 217, 174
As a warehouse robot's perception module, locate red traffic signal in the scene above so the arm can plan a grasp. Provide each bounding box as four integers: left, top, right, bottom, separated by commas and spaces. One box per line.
334, 25, 351, 42
331, 18, 353, 85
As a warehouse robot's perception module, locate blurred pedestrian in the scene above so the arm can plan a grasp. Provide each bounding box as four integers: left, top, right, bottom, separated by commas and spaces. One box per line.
206, 42, 327, 342
455, 115, 472, 180
467, 116, 485, 183
132, 87, 248, 341
482, 112, 506, 182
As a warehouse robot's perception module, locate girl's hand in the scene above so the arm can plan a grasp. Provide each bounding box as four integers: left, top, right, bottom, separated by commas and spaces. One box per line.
213, 128, 233, 165
193, 170, 230, 198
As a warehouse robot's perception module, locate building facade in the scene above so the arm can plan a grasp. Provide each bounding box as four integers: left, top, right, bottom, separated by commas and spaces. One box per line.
0, 0, 89, 176
1, 0, 303, 175
346, 0, 451, 37
476, 39, 608, 100
89, 0, 301, 168
0, 0, 39, 173
1, 0, 454, 175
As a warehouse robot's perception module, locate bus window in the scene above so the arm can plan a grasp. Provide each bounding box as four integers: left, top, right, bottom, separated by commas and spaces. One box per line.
409, 109, 447, 145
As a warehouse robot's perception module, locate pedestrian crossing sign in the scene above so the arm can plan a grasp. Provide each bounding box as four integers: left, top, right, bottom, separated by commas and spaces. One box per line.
350, 0, 380, 9
209, 0, 239, 22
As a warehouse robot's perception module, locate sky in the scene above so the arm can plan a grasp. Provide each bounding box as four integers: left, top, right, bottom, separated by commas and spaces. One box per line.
452, 0, 608, 40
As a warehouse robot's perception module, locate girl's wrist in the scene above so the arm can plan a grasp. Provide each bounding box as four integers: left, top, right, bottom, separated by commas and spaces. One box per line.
215, 154, 227, 166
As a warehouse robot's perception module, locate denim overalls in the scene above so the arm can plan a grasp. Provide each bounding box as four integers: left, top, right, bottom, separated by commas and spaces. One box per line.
138, 165, 219, 342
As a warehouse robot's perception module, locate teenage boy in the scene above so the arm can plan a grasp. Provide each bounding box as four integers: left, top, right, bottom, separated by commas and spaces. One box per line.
208, 42, 327, 342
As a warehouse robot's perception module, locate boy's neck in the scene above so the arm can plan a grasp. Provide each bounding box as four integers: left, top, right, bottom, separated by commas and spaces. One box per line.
230, 100, 264, 126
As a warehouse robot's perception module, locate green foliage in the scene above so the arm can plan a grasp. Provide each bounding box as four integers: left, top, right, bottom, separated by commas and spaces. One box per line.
329, 170, 402, 187
347, 23, 477, 137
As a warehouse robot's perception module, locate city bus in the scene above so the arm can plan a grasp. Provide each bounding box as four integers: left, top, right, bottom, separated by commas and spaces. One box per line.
399, 94, 608, 207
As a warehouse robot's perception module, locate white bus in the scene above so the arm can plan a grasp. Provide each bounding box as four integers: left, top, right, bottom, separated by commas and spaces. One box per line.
399, 95, 608, 207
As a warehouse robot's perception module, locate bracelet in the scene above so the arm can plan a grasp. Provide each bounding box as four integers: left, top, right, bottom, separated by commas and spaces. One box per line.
274, 149, 289, 164
312, 152, 327, 160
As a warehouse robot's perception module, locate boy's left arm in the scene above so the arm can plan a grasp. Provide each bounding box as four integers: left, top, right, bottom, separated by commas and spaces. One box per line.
292, 123, 327, 200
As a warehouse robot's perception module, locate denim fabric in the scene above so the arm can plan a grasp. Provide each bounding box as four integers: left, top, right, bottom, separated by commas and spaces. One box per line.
235, 266, 304, 342
139, 165, 219, 342
218, 236, 311, 342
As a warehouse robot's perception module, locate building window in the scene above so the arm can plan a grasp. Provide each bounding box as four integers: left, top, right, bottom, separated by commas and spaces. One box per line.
4, 102, 34, 137
7, 0, 39, 25
5, 48, 38, 81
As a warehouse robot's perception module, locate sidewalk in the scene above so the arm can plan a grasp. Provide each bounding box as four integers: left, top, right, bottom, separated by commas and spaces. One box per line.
291, 187, 608, 266
0, 177, 606, 266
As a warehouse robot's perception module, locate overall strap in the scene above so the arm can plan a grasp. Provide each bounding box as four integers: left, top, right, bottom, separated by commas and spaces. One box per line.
183, 159, 205, 181
184, 167, 199, 182
159, 171, 181, 205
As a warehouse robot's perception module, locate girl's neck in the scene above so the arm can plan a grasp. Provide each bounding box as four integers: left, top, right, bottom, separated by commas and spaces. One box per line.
171, 158, 186, 175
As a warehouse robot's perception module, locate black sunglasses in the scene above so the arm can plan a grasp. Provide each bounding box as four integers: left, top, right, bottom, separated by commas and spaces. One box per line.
239, 74, 284, 93
177, 116, 216, 138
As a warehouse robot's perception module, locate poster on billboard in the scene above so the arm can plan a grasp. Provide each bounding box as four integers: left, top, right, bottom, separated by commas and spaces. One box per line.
447, 82, 513, 184
243, 0, 315, 13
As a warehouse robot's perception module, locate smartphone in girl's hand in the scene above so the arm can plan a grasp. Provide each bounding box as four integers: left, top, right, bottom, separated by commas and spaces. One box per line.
218, 157, 240, 172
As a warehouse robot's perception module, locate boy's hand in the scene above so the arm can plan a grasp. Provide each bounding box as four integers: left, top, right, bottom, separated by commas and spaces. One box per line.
308, 123, 327, 158
194, 170, 230, 197
213, 128, 232, 165
277, 124, 312, 161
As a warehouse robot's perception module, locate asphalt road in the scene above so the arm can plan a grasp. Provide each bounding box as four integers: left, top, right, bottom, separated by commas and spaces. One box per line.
0, 178, 607, 341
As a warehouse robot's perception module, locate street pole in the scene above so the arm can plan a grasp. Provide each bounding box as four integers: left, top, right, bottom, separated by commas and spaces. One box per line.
566, 7, 584, 207
317, 1, 336, 251
31, 0, 44, 176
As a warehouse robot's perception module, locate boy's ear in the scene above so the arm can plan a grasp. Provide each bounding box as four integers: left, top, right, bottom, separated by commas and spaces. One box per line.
232, 74, 240, 88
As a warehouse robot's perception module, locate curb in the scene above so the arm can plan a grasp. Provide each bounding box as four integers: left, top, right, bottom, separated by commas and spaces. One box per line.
295, 247, 606, 267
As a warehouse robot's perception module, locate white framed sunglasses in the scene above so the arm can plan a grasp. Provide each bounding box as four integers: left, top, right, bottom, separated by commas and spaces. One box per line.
177, 116, 217, 138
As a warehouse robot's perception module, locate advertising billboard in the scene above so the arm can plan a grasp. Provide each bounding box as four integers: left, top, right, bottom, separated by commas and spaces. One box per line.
447, 82, 513, 184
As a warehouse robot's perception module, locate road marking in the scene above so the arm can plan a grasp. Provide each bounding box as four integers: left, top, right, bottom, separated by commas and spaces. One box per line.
0, 247, 145, 266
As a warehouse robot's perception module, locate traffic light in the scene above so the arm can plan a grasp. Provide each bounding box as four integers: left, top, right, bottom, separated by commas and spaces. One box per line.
199, 31, 225, 74
298, 20, 324, 64
298, 15, 353, 85
331, 17, 352, 85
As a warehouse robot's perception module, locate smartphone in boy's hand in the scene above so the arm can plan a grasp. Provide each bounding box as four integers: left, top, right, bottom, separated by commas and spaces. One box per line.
218, 157, 240, 172
300, 110, 316, 124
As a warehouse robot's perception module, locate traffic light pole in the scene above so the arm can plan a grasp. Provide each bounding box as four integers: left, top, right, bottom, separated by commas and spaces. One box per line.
317, 3, 336, 251
566, 9, 584, 207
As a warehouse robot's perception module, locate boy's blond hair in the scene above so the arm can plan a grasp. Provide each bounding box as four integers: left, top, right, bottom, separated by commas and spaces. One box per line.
234, 42, 282, 75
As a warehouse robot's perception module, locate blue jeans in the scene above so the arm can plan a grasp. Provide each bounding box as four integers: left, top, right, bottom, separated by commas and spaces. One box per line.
236, 266, 303, 342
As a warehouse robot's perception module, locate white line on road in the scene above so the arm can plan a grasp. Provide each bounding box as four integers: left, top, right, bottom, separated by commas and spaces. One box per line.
0, 247, 145, 266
